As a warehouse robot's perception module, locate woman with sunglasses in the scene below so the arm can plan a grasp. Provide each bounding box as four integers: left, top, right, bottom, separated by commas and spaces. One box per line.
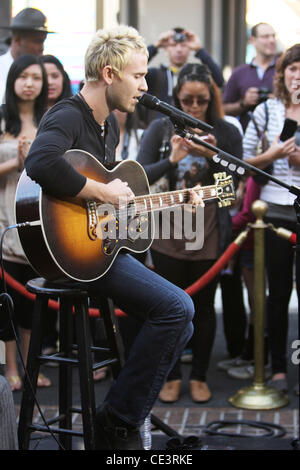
137, 63, 243, 403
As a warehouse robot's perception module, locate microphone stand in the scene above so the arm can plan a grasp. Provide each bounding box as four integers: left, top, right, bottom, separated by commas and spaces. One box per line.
172, 120, 300, 450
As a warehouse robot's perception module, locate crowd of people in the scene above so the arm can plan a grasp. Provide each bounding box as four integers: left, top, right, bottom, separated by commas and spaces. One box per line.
0, 6, 299, 450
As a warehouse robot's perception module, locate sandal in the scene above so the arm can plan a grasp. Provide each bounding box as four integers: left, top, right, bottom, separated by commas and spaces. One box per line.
6, 374, 22, 391
93, 367, 108, 382
37, 373, 51, 388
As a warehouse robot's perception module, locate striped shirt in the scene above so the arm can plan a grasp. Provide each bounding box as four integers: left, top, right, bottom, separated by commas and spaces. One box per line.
243, 98, 300, 206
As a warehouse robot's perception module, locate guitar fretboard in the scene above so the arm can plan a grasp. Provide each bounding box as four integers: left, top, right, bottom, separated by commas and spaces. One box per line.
133, 185, 217, 213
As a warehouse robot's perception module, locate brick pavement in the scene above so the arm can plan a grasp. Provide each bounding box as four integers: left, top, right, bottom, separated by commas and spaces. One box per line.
15, 404, 299, 441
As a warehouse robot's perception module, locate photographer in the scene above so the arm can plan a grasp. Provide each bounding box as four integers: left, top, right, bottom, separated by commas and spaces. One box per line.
223, 23, 278, 131
138, 27, 224, 126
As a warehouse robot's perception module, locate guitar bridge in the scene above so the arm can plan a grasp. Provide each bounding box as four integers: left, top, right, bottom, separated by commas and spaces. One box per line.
86, 201, 98, 240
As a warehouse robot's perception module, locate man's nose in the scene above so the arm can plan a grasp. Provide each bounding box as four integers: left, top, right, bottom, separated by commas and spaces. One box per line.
141, 76, 148, 92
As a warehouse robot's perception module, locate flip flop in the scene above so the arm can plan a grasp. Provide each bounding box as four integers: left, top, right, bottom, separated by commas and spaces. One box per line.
6, 374, 22, 391
37, 373, 51, 388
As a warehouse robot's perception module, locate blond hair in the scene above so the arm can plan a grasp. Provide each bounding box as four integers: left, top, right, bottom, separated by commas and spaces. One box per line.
85, 25, 148, 81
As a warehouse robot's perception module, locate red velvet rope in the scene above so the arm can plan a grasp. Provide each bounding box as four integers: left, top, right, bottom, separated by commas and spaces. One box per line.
0, 238, 244, 318
185, 241, 241, 296
290, 232, 297, 245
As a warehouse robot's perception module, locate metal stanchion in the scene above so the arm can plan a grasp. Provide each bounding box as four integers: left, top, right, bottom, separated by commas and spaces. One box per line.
229, 200, 289, 410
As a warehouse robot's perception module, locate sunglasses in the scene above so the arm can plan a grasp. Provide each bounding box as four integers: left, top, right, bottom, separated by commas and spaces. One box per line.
179, 96, 210, 106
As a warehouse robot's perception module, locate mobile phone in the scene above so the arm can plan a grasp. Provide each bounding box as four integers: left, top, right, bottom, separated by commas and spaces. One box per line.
279, 118, 298, 142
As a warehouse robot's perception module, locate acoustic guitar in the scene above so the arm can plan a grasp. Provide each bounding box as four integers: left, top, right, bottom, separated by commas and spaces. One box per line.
15, 149, 235, 282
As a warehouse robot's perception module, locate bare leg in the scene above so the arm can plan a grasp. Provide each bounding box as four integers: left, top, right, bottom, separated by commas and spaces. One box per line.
4, 340, 22, 391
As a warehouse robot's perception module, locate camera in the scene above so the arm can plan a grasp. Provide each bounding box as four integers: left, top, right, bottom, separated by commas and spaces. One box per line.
173, 32, 187, 43
258, 87, 272, 103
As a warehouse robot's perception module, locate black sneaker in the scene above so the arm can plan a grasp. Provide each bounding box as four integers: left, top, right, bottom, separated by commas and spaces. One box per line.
95, 406, 143, 450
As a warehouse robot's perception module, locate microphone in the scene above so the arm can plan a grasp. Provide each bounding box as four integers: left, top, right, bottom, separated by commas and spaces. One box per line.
138, 93, 213, 133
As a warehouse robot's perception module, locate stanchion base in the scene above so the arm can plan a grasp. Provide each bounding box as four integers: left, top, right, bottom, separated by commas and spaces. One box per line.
228, 383, 289, 410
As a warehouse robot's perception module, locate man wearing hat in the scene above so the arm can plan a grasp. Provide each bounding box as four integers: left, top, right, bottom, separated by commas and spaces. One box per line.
0, 7, 54, 102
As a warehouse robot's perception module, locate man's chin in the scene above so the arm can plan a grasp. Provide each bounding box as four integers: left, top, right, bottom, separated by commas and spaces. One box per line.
118, 104, 135, 114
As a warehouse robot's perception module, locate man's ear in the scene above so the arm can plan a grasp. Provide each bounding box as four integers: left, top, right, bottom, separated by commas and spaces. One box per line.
102, 65, 115, 85
249, 35, 256, 47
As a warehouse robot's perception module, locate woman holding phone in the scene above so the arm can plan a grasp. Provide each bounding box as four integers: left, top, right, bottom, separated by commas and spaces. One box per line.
243, 44, 300, 394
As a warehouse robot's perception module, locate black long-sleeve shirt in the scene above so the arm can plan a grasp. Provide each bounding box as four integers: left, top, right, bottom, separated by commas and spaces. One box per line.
25, 94, 119, 198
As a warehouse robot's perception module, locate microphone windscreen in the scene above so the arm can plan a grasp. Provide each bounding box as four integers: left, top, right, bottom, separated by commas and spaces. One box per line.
138, 93, 157, 110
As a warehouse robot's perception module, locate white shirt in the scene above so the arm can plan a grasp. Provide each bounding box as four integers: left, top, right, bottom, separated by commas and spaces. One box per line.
243, 98, 300, 206
0, 49, 14, 103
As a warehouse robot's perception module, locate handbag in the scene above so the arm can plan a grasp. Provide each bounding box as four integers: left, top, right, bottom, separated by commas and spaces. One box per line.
248, 101, 273, 185
150, 117, 173, 193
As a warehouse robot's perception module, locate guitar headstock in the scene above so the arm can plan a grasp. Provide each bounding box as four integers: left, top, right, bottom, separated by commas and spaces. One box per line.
213, 172, 236, 208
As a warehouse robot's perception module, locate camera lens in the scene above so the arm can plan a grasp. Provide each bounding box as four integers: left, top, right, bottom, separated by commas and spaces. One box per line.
173, 32, 187, 43
258, 87, 271, 102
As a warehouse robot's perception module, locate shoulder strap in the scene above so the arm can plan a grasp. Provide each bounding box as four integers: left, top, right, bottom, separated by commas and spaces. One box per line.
248, 101, 269, 138
263, 101, 269, 131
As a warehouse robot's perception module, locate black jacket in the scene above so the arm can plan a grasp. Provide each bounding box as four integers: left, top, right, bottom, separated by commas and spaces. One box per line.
25, 94, 119, 198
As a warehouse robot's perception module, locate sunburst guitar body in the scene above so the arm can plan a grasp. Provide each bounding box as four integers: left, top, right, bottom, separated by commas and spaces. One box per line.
15, 149, 235, 282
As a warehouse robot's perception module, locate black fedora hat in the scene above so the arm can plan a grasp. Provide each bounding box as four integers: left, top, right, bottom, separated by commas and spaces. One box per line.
1, 7, 55, 33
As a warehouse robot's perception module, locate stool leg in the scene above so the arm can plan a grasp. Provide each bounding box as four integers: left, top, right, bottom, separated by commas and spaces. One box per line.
74, 298, 96, 450
58, 298, 74, 450
99, 297, 125, 378
18, 296, 48, 450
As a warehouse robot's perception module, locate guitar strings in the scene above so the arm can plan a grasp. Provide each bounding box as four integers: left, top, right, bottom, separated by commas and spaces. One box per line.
95, 182, 233, 219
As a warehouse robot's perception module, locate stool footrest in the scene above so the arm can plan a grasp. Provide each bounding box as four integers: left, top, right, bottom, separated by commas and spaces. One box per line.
29, 423, 83, 438
44, 414, 66, 426
70, 407, 82, 414
92, 358, 118, 370
38, 354, 78, 365
72, 345, 111, 353
38, 354, 118, 369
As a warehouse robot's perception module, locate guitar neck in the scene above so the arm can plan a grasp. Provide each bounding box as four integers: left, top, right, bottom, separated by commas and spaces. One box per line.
133, 185, 218, 213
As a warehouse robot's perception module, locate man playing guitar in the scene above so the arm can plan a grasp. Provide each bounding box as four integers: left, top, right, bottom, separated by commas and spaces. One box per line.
23, 25, 202, 450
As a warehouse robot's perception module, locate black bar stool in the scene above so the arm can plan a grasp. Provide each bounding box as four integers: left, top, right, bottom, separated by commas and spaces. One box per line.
17, 277, 125, 450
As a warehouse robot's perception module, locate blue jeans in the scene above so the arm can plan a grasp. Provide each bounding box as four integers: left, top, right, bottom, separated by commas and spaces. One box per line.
84, 253, 194, 427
